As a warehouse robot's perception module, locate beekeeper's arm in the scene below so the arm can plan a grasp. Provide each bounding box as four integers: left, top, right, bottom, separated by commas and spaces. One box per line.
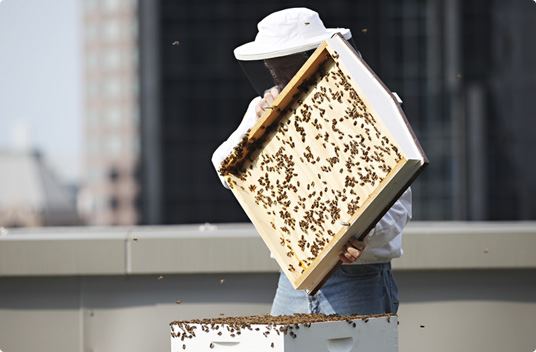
211, 96, 261, 188
212, 88, 279, 188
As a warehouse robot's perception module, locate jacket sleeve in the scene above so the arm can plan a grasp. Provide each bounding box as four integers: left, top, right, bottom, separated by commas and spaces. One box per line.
364, 187, 412, 247
211, 97, 262, 189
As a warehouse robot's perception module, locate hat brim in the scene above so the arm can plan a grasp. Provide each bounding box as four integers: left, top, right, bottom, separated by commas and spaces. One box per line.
234, 28, 352, 61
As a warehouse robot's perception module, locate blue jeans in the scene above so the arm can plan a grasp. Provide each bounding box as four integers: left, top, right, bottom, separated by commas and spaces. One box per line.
271, 263, 399, 315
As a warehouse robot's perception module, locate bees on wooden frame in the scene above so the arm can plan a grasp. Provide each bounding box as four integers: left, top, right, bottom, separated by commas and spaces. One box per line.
222, 50, 401, 277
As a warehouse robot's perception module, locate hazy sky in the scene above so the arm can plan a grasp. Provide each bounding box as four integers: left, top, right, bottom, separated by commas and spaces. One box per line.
0, 0, 82, 183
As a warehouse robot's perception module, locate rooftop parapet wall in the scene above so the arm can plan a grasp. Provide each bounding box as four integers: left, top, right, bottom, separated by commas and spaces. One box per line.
0, 222, 535, 276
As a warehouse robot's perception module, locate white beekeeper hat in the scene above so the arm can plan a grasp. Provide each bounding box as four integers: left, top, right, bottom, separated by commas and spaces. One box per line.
234, 8, 352, 61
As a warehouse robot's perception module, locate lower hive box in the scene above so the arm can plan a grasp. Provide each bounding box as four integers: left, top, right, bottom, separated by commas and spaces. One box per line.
170, 314, 398, 352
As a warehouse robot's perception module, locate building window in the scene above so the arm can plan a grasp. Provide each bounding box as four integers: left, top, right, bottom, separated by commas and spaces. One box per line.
85, 24, 99, 42
106, 107, 122, 126
109, 195, 119, 210
104, 20, 121, 42
86, 52, 99, 69
104, 0, 123, 12
108, 166, 120, 182
104, 79, 121, 99
103, 49, 121, 70
107, 137, 122, 156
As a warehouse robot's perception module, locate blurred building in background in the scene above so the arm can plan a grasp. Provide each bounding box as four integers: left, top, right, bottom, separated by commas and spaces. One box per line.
79, 0, 141, 225
137, 0, 536, 224
0, 150, 80, 227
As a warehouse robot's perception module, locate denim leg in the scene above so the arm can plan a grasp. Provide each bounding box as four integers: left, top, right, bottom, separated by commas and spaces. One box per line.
270, 272, 311, 315
383, 267, 400, 313
271, 263, 399, 316
318, 263, 399, 315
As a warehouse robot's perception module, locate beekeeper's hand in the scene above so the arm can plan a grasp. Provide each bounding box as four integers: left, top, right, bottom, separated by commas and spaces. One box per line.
340, 238, 366, 264
255, 87, 280, 119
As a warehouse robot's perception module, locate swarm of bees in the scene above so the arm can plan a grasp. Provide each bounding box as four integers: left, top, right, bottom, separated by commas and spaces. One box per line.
220, 52, 402, 276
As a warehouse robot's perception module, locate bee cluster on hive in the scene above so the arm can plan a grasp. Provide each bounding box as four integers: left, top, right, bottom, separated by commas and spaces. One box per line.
170, 313, 393, 350
220, 52, 403, 278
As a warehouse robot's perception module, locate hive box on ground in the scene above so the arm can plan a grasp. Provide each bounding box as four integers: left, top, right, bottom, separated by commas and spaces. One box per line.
170, 314, 397, 352
219, 34, 428, 292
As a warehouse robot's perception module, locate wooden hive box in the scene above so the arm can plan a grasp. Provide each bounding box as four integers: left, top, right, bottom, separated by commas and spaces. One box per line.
170, 314, 397, 352
219, 34, 428, 293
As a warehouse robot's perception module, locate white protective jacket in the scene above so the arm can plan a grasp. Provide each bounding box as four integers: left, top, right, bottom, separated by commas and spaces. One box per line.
212, 97, 412, 264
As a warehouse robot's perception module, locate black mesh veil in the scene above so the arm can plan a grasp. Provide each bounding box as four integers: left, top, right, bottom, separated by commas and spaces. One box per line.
237, 37, 358, 96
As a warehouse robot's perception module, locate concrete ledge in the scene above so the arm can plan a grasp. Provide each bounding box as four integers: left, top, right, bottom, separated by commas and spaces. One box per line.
396, 221, 536, 270
127, 224, 276, 274
0, 222, 535, 276
0, 229, 126, 275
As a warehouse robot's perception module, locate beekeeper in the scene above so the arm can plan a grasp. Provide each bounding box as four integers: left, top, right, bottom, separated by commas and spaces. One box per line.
212, 7, 411, 316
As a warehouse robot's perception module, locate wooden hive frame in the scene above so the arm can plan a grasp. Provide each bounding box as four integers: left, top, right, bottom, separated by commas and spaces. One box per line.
220, 34, 428, 293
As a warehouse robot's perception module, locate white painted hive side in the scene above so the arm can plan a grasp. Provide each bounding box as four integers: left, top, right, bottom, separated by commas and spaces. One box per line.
171, 323, 284, 352
282, 317, 398, 352
170, 316, 397, 352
